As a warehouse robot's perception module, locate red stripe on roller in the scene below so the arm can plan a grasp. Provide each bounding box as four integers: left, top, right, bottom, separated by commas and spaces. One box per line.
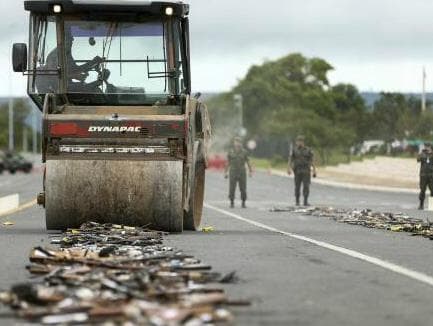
50, 123, 78, 136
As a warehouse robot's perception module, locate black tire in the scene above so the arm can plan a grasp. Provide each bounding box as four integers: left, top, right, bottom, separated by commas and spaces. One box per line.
9, 169, 16, 174
184, 159, 206, 231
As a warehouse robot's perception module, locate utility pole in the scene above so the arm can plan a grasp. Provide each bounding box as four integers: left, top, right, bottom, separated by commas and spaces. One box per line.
233, 94, 245, 136
422, 67, 427, 112
32, 111, 38, 154
23, 128, 28, 153
8, 98, 14, 151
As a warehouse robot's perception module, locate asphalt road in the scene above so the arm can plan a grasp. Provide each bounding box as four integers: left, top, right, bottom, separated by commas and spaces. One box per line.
0, 167, 433, 325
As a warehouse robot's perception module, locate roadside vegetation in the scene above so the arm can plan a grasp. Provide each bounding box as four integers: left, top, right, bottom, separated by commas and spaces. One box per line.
207, 53, 432, 165
0, 99, 37, 152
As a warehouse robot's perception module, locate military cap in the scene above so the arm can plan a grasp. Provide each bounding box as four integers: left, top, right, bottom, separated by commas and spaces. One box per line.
296, 135, 305, 141
425, 142, 432, 148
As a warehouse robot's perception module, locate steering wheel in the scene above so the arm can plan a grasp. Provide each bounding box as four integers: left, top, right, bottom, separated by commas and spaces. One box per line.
92, 60, 112, 92
76, 60, 108, 93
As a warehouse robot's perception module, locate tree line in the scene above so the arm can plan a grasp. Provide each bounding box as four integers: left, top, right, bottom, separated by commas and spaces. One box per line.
206, 53, 431, 164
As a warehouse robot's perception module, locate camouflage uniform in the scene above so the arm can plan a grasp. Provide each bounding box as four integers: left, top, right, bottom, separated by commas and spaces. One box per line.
291, 146, 314, 206
227, 148, 250, 203
417, 149, 433, 209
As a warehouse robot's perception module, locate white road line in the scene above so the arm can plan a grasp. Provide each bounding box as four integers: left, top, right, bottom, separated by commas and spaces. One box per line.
204, 203, 433, 288
0, 194, 19, 215
0, 199, 37, 218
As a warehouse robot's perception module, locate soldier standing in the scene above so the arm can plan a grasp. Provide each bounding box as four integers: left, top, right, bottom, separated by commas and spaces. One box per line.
417, 142, 433, 210
288, 135, 316, 206
225, 137, 253, 208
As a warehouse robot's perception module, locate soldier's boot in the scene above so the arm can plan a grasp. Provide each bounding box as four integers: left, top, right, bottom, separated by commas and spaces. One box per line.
296, 197, 300, 206
230, 200, 235, 209
242, 201, 246, 208
419, 199, 425, 210
304, 197, 310, 207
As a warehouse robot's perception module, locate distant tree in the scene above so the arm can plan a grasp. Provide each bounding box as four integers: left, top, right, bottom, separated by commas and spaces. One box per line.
372, 93, 408, 140
206, 52, 369, 163
331, 83, 370, 142
414, 111, 433, 139
0, 108, 7, 149
406, 96, 422, 117
307, 57, 334, 87
265, 107, 356, 164
232, 53, 336, 136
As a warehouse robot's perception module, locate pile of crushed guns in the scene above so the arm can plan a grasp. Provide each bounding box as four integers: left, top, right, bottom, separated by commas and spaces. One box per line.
271, 206, 433, 239
0, 222, 247, 325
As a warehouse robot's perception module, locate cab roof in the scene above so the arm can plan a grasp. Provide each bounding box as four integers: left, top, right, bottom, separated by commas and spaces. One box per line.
24, 0, 189, 17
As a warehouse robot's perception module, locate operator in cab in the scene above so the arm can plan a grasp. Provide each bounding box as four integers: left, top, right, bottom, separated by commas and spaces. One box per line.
41, 29, 103, 92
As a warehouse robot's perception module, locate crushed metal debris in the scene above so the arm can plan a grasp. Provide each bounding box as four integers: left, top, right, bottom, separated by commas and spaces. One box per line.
0, 222, 248, 325
271, 206, 433, 239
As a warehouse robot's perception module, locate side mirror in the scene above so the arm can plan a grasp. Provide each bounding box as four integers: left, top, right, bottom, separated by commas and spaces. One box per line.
12, 43, 28, 72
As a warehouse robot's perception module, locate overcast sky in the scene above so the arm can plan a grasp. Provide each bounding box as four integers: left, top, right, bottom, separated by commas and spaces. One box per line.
2, 0, 433, 95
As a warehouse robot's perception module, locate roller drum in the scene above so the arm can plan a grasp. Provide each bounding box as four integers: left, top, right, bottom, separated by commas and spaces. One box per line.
45, 160, 184, 232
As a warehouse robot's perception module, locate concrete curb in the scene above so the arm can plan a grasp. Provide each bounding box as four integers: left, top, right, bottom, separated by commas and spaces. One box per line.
264, 169, 418, 195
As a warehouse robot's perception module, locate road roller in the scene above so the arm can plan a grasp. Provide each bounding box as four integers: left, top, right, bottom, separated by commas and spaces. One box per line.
12, 0, 211, 232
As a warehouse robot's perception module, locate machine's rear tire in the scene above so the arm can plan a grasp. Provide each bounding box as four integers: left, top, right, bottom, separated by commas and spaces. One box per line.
184, 159, 205, 231
45, 160, 183, 232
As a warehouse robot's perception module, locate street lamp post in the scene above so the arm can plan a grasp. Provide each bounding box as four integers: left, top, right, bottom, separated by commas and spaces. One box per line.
23, 127, 28, 152
8, 98, 14, 151
233, 94, 244, 136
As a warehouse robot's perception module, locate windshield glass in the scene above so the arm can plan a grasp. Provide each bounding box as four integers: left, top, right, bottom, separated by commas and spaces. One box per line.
29, 16, 183, 106
29, 16, 59, 98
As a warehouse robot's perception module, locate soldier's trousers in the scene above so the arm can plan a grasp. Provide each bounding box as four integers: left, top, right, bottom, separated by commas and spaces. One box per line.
419, 175, 433, 201
229, 171, 247, 202
294, 172, 311, 200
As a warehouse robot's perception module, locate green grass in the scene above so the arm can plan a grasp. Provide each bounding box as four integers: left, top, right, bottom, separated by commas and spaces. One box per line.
250, 158, 272, 170
251, 152, 378, 171
251, 157, 287, 171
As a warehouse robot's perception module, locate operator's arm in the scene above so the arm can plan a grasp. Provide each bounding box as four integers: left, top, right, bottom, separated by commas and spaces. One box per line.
288, 152, 294, 175
77, 56, 103, 72
66, 54, 89, 81
311, 150, 317, 177
245, 153, 253, 177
